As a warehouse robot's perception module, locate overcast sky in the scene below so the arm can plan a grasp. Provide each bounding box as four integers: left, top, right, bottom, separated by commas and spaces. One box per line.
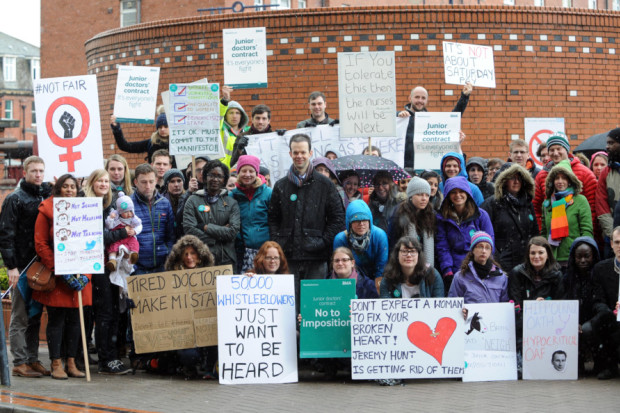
1, 0, 41, 47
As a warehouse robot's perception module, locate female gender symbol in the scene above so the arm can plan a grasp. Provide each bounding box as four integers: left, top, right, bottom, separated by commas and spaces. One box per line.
45, 96, 90, 172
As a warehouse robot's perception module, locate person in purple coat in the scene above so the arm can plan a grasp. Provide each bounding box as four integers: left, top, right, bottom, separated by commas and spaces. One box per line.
448, 231, 508, 304
436, 176, 494, 295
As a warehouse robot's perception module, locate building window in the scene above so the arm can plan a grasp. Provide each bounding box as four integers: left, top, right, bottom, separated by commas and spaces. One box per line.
276, 0, 291, 10
254, 0, 265, 10
299, 0, 307, 7
562, 0, 572, 6
31, 59, 40, 80
31, 101, 36, 126
120, 0, 140, 27
4, 100, 13, 119
503, 0, 515, 5
3, 57, 16, 82
588, 0, 596, 7
614, 0, 620, 10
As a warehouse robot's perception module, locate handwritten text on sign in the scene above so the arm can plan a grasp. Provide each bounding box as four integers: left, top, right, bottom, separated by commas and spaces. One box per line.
443, 41, 496, 88
53, 197, 104, 275
33, 75, 104, 181
168, 83, 224, 157
351, 298, 464, 380
523, 300, 579, 380
127, 265, 232, 353
217, 274, 298, 385
338, 52, 397, 137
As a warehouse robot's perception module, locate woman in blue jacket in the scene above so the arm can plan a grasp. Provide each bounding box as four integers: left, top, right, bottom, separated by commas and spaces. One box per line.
333, 200, 388, 280
229, 155, 272, 272
436, 176, 494, 295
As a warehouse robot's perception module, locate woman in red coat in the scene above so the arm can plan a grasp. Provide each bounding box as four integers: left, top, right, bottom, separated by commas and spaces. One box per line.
32, 174, 92, 380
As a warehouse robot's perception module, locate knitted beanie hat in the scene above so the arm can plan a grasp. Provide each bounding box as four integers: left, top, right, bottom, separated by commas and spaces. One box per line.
237, 155, 260, 174
470, 231, 494, 252
546, 131, 570, 153
406, 177, 431, 199
116, 191, 134, 215
163, 169, 185, 189
156, 113, 168, 129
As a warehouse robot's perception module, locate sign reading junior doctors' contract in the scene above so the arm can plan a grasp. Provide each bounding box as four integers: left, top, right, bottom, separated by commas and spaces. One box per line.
113, 65, 160, 124
413, 112, 461, 170
217, 274, 298, 385
351, 298, 464, 380
223, 27, 267, 89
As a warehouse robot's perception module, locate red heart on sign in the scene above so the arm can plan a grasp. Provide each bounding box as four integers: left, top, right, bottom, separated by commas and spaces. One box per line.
407, 317, 457, 365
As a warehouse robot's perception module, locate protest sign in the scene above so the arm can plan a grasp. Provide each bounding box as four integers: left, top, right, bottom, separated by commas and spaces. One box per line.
168, 83, 223, 157
53, 197, 104, 275
443, 41, 496, 88
217, 274, 298, 384
33, 75, 104, 181
523, 300, 579, 380
462, 303, 517, 382
223, 27, 267, 89
127, 265, 232, 353
113, 65, 160, 124
413, 112, 461, 170
337, 51, 397, 137
300, 279, 356, 358
244, 120, 407, 182
524, 118, 566, 166
350, 298, 464, 380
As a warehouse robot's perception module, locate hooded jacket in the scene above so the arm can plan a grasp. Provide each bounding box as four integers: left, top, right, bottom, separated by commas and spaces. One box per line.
466, 156, 495, 200
296, 112, 336, 128
333, 200, 389, 280
480, 164, 539, 273
164, 234, 215, 271
563, 236, 600, 324
436, 176, 494, 276
370, 186, 406, 234
438, 152, 484, 206
230, 177, 272, 250
111, 124, 172, 166
400, 93, 469, 170
595, 164, 620, 238
541, 161, 593, 262
220, 101, 249, 167
449, 261, 509, 304
508, 262, 565, 307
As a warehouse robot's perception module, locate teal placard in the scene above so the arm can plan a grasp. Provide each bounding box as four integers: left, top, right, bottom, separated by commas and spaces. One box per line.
300, 279, 356, 358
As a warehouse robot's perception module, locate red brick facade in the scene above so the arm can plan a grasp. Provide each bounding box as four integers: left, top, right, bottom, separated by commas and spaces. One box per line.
82, 5, 619, 166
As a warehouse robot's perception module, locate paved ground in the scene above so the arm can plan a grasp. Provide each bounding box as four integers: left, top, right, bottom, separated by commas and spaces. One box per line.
1, 346, 620, 413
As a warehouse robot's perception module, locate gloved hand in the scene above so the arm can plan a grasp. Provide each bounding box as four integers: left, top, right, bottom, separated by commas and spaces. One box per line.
61, 274, 89, 291
328, 119, 339, 126
235, 135, 249, 151
276, 129, 287, 136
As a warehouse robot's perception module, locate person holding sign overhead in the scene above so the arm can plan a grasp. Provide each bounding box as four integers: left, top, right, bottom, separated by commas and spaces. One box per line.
397, 82, 472, 170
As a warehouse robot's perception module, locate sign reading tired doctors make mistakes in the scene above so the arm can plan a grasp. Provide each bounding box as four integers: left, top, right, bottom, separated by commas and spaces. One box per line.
168, 83, 224, 158
338, 51, 397, 138
223, 27, 267, 89
413, 112, 461, 170
113, 65, 160, 124
443, 41, 496, 88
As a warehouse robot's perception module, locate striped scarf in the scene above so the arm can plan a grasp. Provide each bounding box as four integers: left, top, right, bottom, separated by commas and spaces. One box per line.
549, 188, 574, 242
287, 162, 314, 188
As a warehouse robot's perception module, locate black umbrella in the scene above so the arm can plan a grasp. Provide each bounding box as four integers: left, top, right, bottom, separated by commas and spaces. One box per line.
331, 155, 410, 188
573, 130, 611, 159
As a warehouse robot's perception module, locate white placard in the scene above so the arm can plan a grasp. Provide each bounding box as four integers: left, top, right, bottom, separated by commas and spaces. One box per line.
443, 41, 496, 88
337, 51, 397, 137
244, 120, 407, 182
524, 118, 566, 167
350, 298, 464, 380
463, 303, 517, 382
167, 83, 223, 157
223, 27, 267, 89
33, 75, 104, 181
413, 112, 461, 170
217, 274, 298, 385
53, 197, 104, 275
523, 300, 579, 380
113, 65, 160, 124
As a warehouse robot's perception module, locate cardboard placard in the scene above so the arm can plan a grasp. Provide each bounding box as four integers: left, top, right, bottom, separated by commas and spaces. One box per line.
463, 303, 517, 382
523, 300, 579, 380
127, 265, 233, 353
300, 279, 356, 358
53, 197, 104, 275
443, 41, 496, 88
413, 112, 461, 170
350, 298, 464, 380
33, 75, 104, 181
113, 65, 160, 124
337, 51, 397, 137
217, 274, 298, 384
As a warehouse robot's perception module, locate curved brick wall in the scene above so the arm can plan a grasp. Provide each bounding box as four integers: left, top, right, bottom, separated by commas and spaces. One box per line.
85, 5, 619, 166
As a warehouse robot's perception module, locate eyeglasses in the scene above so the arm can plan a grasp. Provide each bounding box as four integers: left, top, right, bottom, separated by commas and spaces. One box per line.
333, 258, 352, 264
399, 249, 418, 256
265, 256, 280, 262
206, 174, 225, 180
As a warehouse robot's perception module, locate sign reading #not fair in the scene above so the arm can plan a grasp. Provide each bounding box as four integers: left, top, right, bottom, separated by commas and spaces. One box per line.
113, 65, 160, 124
443, 41, 496, 88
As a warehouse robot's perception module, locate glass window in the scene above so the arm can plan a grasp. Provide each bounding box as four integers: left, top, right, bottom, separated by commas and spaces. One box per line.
299, 0, 307, 7
31, 101, 36, 126
31, 59, 40, 80
276, 0, 291, 10
614, 0, 620, 10
503, 0, 515, 5
3, 57, 16, 82
121, 0, 140, 27
4, 100, 13, 119
588, 0, 596, 8
562, 0, 572, 6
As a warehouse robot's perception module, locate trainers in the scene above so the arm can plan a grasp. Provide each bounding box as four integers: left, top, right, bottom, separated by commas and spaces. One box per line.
99, 360, 130, 375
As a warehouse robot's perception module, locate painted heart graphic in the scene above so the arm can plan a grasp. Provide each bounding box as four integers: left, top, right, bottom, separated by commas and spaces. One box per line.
407, 317, 457, 365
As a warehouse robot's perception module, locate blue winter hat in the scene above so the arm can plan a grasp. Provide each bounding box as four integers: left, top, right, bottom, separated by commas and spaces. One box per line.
156, 113, 168, 129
